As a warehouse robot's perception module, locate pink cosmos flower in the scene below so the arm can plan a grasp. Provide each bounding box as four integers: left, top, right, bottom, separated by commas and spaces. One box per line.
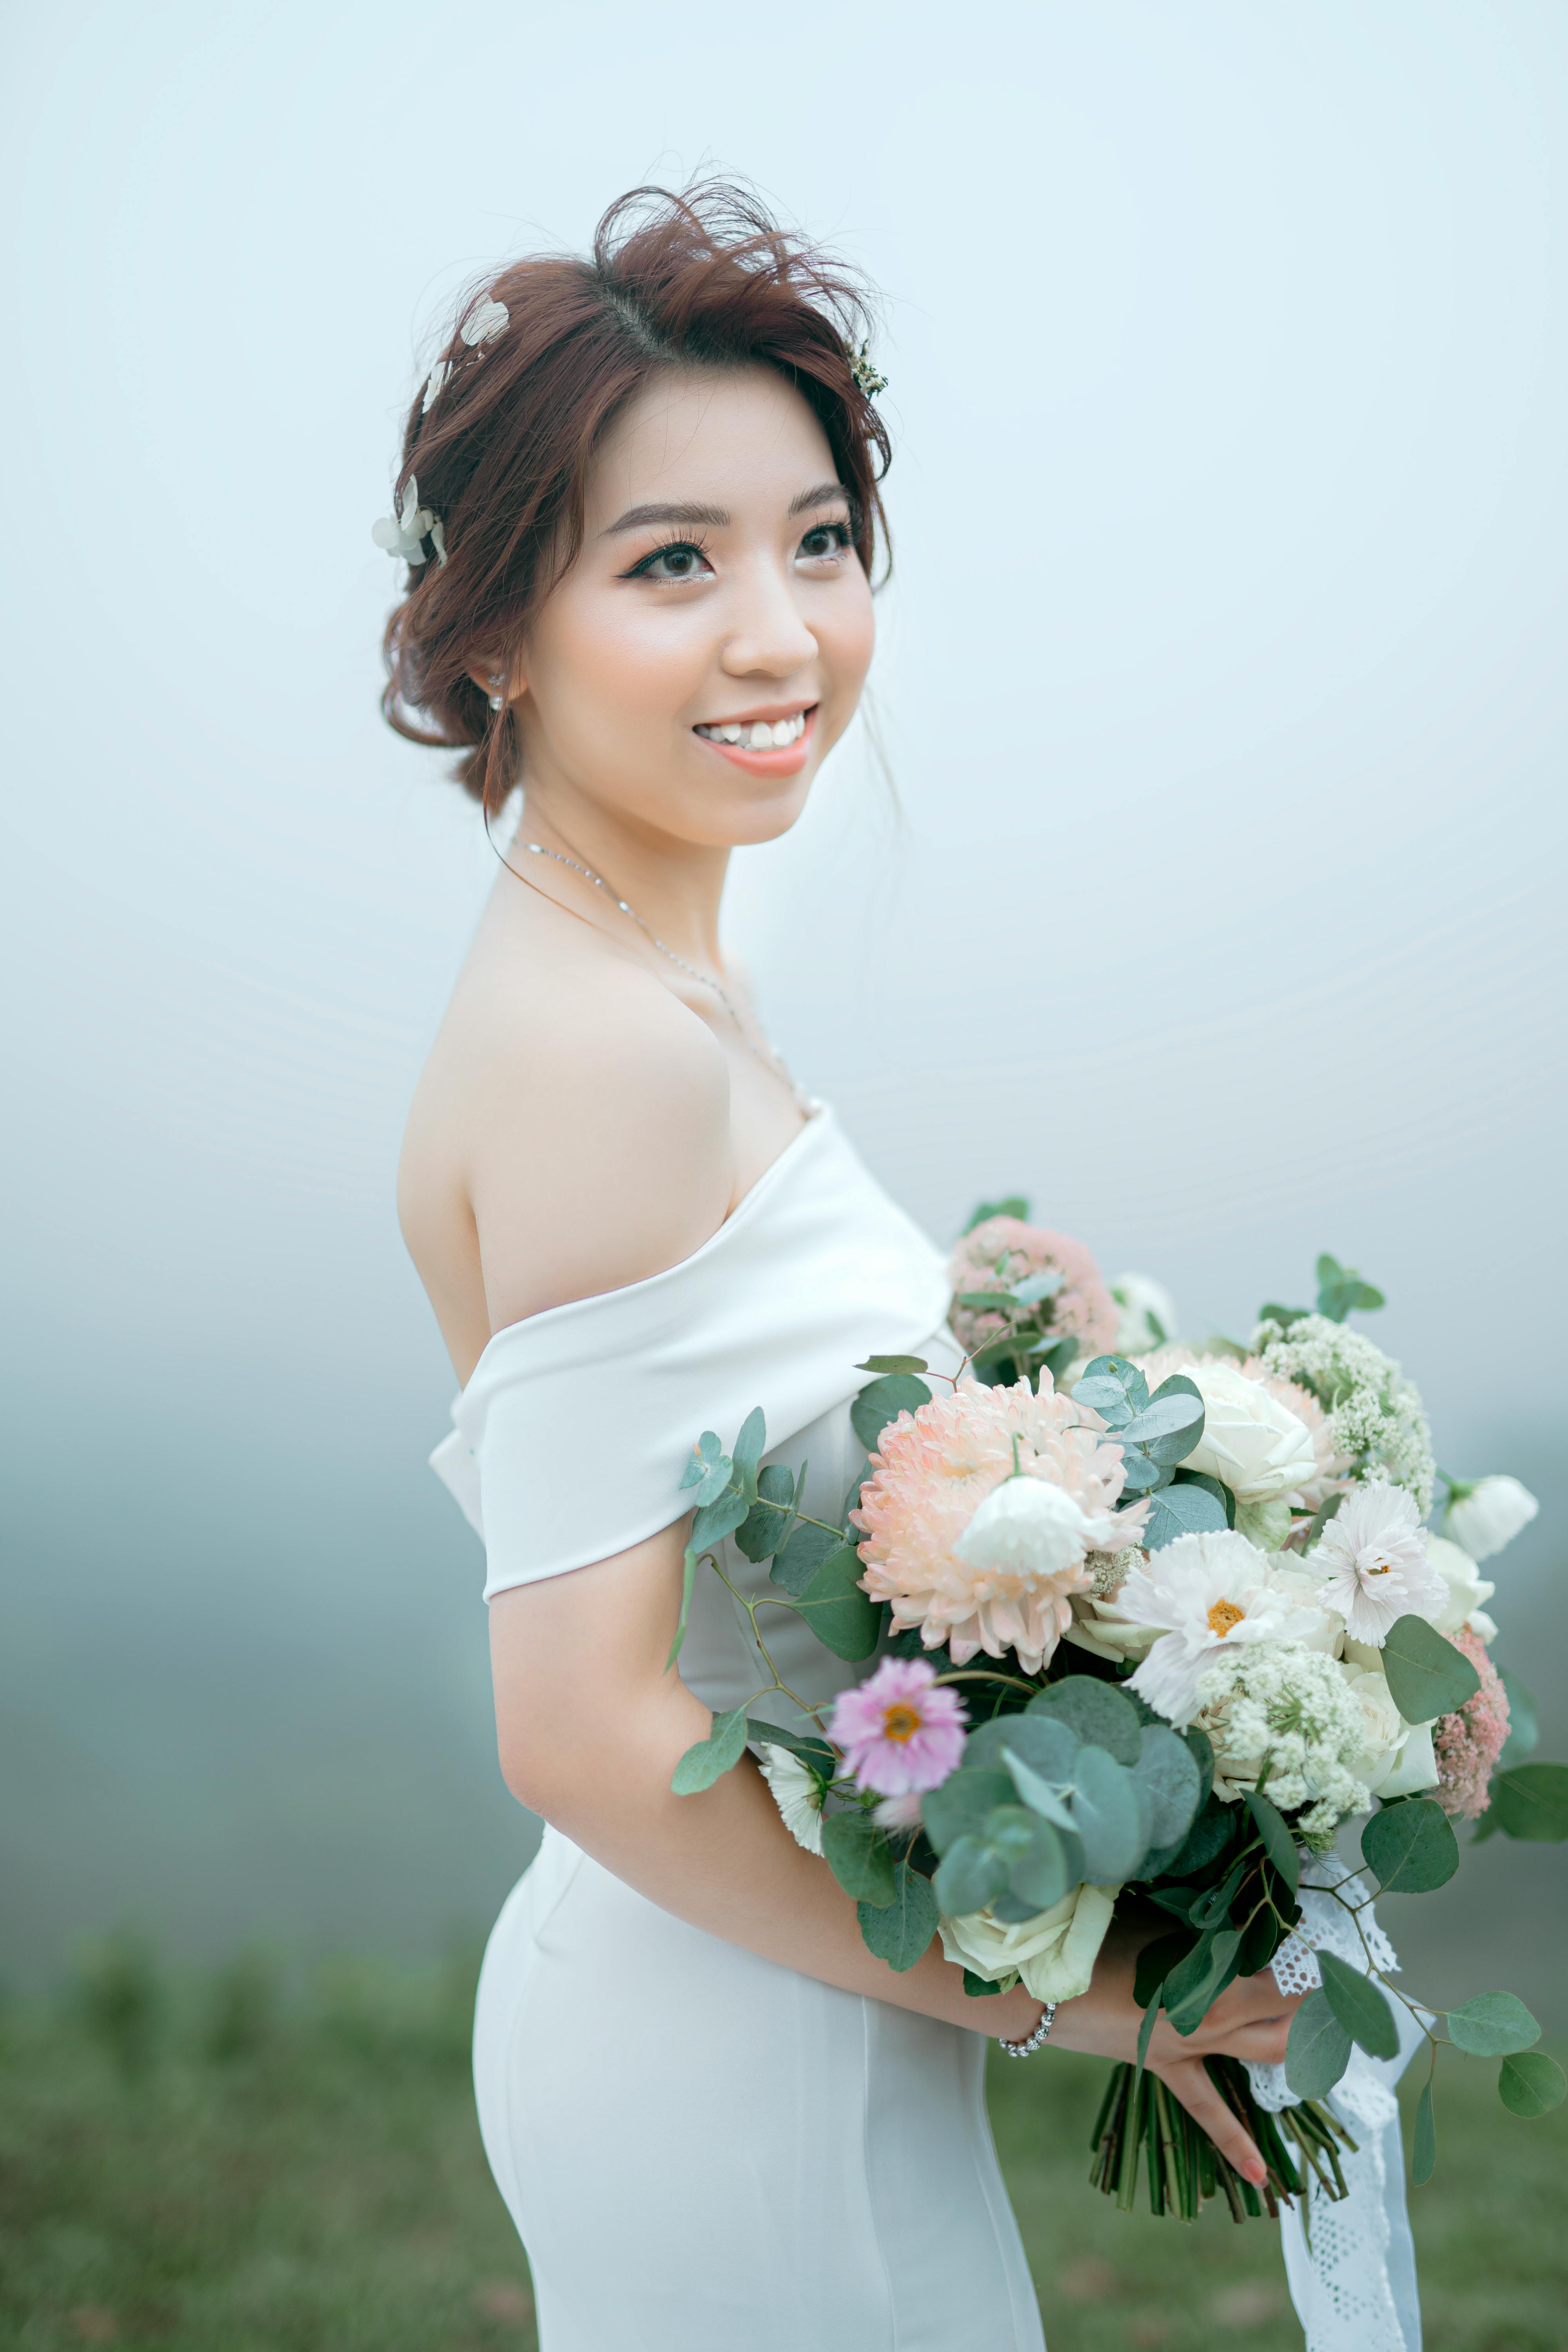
828, 1657, 968, 1797
852, 1377, 1150, 1674
947, 1218, 1119, 1361
1314, 1478, 1448, 1645
1433, 1626, 1510, 1820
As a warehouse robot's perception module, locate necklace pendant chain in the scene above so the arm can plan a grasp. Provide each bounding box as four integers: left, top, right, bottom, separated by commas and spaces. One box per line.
522, 842, 808, 1107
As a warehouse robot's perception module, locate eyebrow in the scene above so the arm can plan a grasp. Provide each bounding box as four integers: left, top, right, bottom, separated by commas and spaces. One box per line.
600, 480, 851, 535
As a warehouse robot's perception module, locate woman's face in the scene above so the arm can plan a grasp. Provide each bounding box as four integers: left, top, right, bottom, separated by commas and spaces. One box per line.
506, 366, 876, 849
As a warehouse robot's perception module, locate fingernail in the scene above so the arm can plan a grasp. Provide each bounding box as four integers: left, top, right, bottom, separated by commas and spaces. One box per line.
1245, 2160, 1267, 2186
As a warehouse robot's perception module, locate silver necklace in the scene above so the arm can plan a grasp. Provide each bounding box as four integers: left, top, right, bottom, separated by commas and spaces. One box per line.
521, 840, 808, 1103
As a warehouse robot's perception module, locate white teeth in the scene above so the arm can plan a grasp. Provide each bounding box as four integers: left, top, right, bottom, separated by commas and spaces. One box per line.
748, 721, 773, 748
720, 724, 742, 742
697, 711, 808, 747
771, 719, 793, 746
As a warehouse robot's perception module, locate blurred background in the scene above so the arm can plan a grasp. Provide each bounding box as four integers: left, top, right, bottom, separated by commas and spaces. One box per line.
3, 0, 1564, 2224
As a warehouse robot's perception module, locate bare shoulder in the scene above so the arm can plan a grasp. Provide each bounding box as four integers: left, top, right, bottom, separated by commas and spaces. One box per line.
399, 895, 733, 1365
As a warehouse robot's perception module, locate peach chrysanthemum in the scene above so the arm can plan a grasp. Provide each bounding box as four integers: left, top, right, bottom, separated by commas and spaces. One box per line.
947, 1218, 1119, 1361
851, 1377, 1150, 1674
1433, 1625, 1510, 1821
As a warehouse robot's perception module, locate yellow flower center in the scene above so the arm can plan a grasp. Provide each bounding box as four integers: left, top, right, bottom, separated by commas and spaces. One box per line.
1207, 1599, 1246, 1637
1363, 1552, 1393, 1577
882, 1704, 922, 1742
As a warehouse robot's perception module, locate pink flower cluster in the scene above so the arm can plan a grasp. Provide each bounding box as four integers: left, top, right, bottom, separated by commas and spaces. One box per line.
1432, 1625, 1511, 1821
947, 1217, 1119, 1361
851, 1377, 1149, 1673
828, 1656, 968, 1797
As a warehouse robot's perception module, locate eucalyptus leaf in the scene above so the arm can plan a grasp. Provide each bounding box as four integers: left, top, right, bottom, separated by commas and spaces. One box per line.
1031, 1337, 1080, 1386
681, 1430, 725, 1490
734, 1463, 796, 1562
1285, 1987, 1353, 2097
1445, 1992, 1541, 2057
922, 1766, 1015, 1856
1305, 1492, 1345, 1544
857, 1862, 938, 1971
693, 1455, 735, 1508
1143, 1479, 1229, 1551
1002, 1748, 1078, 1831
1380, 1614, 1482, 1724
1006, 1815, 1073, 1911
1116, 1450, 1166, 1495
1498, 2051, 1568, 2117
956, 1289, 1022, 1314
665, 1545, 699, 1670
1170, 1467, 1234, 1528
933, 1833, 1009, 1917
690, 1486, 750, 1552
1413, 2078, 1437, 2185
1496, 1668, 1539, 1769
1028, 1678, 1143, 1767
731, 1406, 767, 1479
1362, 1797, 1460, 1893
1071, 1744, 1149, 1882
1136, 1726, 1204, 1854
1490, 1762, 1568, 1842
1165, 1929, 1242, 2036
1134, 1930, 1197, 2009
1259, 1302, 1310, 1334
962, 1970, 1004, 1997
1119, 1382, 1205, 1465
747, 1719, 838, 1784
1315, 1252, 1386, 1321
855, 1355, 930, 1376
821, 1811, 896, 1906
1318, 1951, 1399, 2059
982, 1804, 1040, 1861
795, 1545, 881, 1661
1241, 1788, 1301, 1896
850, 1373, 931, 1453
769, 1517, 843, 1596
962, 1196, 1029, 1232
670, 1704, 751, 1795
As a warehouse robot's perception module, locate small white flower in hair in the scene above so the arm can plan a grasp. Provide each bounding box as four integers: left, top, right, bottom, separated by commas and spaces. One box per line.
372, 477, 440, 565
421, 358, 452, 414
461, 296, 509, 347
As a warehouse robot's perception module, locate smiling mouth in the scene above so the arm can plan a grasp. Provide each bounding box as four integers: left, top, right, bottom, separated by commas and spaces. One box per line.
694, 707, 811, 750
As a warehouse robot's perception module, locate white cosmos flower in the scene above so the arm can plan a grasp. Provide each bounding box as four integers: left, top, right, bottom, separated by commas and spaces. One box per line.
1426, 1534, 1497, 1641
371, 477, 442, 565
1313, 1479, 1447, 1645
1445, 1474, 1539, 1562
1117, 1530, 1322, 1726
1110, 1271, 1179, 1354
1171, 1358, 1320, 1506
955, 1475, 1110, 1579
757, 1745, 824, 1855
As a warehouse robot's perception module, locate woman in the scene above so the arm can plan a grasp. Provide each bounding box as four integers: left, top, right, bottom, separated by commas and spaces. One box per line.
387, 183, 1305, 2350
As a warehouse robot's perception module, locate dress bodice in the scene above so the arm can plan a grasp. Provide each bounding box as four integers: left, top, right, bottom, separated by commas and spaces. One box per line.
430, 1105, 957, 1714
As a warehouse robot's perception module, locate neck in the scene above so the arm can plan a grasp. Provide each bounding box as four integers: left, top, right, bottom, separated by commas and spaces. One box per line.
515, 787, 731, 969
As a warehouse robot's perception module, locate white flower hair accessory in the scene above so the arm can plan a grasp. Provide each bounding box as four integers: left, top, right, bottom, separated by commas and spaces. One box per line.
371, 476, 446, 568
421, 294, 509, 415
847, 339, 887, 399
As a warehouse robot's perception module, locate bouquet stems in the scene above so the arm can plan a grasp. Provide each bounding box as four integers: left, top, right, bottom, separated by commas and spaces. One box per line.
1088, 2057, 1356, 2223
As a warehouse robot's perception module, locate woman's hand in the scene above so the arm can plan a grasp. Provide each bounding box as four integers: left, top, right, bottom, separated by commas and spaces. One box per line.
1049, 1918, 1304, 2186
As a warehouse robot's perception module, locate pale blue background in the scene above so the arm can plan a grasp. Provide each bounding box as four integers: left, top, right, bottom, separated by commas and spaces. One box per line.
2, 0, 1564, 2011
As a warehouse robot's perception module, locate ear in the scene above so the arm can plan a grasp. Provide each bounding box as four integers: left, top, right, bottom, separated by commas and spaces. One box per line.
468, 660, 525, 710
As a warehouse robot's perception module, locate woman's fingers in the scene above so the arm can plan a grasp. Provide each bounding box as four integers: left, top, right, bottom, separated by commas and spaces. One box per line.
1152, 2056, 1268, 2186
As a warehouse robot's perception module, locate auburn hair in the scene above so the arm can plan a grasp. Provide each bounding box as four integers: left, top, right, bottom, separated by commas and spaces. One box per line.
379, 180, 891, 816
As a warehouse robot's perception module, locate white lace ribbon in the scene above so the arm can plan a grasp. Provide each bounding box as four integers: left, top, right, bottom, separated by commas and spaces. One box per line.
1246, 1857, 1425, 2352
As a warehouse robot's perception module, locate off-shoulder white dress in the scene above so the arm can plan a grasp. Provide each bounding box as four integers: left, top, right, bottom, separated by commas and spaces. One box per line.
431, 1106, 1047, 2352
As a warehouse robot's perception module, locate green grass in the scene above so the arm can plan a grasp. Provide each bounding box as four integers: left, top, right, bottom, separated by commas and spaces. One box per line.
2, 1939, 1564, 2350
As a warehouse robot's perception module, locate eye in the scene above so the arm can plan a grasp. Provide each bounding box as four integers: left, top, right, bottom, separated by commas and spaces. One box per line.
625, 537, 715, 583
797, 518, 853, 566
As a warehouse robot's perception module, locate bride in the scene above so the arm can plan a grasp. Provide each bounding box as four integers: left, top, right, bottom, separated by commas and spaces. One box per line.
387, 182, 1310, 2349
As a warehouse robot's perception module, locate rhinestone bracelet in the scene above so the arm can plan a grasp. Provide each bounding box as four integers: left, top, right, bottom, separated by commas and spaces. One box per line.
998, 2001, 1058, 2058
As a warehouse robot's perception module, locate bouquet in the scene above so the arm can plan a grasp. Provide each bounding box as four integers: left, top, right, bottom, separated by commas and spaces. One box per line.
669, 1204, 1566, 2221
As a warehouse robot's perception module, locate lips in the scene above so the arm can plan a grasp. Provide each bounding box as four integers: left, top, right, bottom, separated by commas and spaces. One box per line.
693, 703, 818, 773
695, 710, 808, 750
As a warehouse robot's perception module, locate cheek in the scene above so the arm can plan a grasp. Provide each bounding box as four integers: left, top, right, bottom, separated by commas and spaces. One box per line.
820, 573, 877, 693
536, 592, 708, 728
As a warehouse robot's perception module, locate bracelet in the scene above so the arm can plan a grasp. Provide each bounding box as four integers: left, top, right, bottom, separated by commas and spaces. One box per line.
998, 2000, 1057, 2058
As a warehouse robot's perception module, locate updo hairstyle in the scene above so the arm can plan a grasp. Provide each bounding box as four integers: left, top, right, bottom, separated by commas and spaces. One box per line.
379, 180, 891, 818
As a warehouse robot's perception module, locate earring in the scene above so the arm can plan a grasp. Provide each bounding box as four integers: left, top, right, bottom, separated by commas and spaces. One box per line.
487, 671, 505, 713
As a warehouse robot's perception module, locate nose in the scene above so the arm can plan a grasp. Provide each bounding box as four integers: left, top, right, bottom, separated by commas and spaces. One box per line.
719, 553, 817, 680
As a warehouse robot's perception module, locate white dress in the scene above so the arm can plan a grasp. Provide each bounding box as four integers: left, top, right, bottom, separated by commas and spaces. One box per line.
431, 1105, 1048, 2352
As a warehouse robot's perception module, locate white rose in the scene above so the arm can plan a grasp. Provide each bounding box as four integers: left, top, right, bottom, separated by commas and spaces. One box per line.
1426, 1534, 1497, 1640
1446, 1475, 1538, 1563
939, 1882, 1119, 2003
1174, 1360, 1320, 1506
1337, 1662, 1406, 1788
1374, 1720, 1441, 1800
1111, 1271, 1179, 1355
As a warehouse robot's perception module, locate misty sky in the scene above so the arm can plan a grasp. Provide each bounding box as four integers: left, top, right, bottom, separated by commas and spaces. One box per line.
3, 0, 1565, 2010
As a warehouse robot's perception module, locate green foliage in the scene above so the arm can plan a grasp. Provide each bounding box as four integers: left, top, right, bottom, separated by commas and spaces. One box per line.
963, 1196, 1029, 1231
1490, 1762, 1568, 1841
1285, 1987, 1354, 2098
768, 1517, 842, 1595
1314, 1252, 1387, 1320
670, 1704, 750, 1794
933, 1833, 1010, 1917
1414, 2077, 1437, 2183
1380, 1613, 1482, 1723
1496, 1667, 1539, 1768
857, 1862, 939, 1971
1142, 1477, 1229, 1551
69, 1933, 164, 2079
1318, 1951, 1399, 2060
922, 1765, 1016, 1855
1446, 1993, 1541, 2058
1027, 1678, 1143, 1768
1163, 1930, 1241, 2036
679, 1428, 731, 1502
1498, 2051, 1567, 2117
854, 1354, 929, 1376
667, 1544, 699, 1669
795, 1544, 881, 1660
733, 1463, 795, 1561
1240, 1789, 1300, 1896
1362, 1795, 1460, 1892
821, 1811, 896, 1906
203, 1951, 280, 2064
1134, 1931, 1197, 2009
850, 1372, 931, 1452
746, 1719, 837, 1787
